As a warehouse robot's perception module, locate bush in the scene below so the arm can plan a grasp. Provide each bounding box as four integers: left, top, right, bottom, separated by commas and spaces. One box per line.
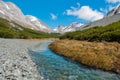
60, 21, 120, 42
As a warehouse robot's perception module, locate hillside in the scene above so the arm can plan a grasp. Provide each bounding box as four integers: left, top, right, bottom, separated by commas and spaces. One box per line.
0, 1, 52, 32
0, 18, 56, 39
60, 20, 120, 42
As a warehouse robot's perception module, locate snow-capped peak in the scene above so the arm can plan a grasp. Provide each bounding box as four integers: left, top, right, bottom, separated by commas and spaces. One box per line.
26, 15, 52, 33
0, 1, 52, 33
54, 22, 84, 34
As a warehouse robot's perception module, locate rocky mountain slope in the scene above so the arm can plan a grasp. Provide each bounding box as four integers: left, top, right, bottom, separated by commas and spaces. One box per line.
0, 18, 56, 39
54, 22, 83, 34
107, 5, 120, 17
81, 5, 120, 29
26, 15, 52, 33
0, 1, 52, 33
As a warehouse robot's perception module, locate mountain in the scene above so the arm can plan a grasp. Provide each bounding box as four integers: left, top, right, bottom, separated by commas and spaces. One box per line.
54, 5, 120, 33
60, 20, 120, 42
54, 22, 83, 34
0, 17, 56, 39
26, 15, 52, 33
81, 5, 120, 30
0, 1, 52, 33
107, 5, 120, 17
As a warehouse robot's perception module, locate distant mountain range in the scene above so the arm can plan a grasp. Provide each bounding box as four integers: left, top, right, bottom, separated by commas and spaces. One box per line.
0, 1, 52, 33
0, 0, 120, 34
53, 22, 83, 34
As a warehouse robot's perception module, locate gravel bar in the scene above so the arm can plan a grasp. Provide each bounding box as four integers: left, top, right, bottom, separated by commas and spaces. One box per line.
0, 38, 47, 80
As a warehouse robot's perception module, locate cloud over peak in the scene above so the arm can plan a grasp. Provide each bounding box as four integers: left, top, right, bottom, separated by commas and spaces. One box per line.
65, 3, 104, 21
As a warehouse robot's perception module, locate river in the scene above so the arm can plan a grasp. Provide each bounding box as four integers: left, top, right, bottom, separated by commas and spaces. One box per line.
29, 41, 120, 80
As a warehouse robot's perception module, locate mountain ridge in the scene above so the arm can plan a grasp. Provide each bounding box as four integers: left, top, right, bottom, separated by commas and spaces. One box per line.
54, 22, 83, 34
81, 4, 120, 30
0, 17, 56, 38
0, 1, 52, 33
55, 5, 120, 33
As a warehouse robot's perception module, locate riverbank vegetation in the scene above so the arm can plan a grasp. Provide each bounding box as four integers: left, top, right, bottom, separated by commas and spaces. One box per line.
49, 20, 120, 73
49, 40, 120, 73
0, 18, 58, 39
60, 21, 120, 42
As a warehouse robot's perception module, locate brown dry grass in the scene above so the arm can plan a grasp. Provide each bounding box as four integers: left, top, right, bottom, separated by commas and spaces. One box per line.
49, 40, 120, 73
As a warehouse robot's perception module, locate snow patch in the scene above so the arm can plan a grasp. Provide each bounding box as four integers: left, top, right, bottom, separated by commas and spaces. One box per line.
29, 16, 38, 21
5, 3, 10, 9
31, 17, 37, 21
0, 10, 5, 14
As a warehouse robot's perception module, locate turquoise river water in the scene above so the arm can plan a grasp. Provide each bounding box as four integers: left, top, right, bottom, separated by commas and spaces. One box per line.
29, 41, 120, 80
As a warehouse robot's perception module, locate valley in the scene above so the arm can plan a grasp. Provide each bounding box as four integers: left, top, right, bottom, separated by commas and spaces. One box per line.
0, 0, 120, 80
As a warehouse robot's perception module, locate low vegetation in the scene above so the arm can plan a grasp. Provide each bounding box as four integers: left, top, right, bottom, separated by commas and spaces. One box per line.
60, 21, 120, 42
0, 18, 58, 39
49, 20, 120, 73
49, 40, 120, 73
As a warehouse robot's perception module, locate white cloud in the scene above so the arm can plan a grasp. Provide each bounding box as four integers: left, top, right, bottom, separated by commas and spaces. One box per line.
50, 13, 57, 20
65, 5, 104, 21
106, 0, 120, 3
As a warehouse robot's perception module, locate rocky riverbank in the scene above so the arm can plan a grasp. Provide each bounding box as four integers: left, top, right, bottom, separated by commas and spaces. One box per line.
0, 38, 48, 80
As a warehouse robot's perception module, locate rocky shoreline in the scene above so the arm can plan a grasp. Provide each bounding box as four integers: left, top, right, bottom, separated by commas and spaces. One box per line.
0, 38, 47, 80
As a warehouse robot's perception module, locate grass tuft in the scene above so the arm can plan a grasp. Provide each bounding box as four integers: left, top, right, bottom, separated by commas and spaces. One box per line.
49, 40, 120, 73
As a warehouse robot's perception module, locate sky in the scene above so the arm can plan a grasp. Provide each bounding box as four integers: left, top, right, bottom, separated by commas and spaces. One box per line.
3, 0, 120, 29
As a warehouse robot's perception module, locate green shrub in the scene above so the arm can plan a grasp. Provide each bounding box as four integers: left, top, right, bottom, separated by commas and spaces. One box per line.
60, 21, 120, 42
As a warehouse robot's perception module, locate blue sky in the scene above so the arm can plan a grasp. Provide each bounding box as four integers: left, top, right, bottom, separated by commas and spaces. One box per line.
3, 0, 120, 29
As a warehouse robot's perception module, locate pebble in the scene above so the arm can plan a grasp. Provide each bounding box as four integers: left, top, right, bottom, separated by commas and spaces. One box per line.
0, 38, 46, 80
